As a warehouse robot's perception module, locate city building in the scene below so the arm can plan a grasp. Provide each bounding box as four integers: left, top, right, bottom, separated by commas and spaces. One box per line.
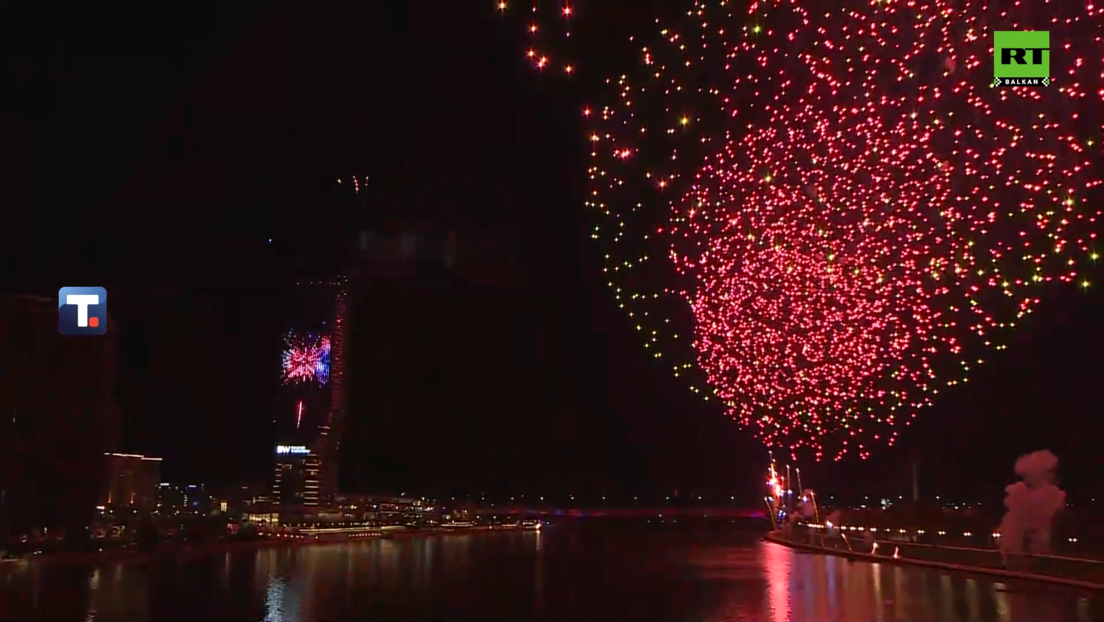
0, 294, 121, 544
182, 484, 215, 514
271, 444, 321, 506
271, 278, 349, 507
155, 483, 216, 515
210, 482, 268, 517
156, 483, 184, 513
103, 452, 162, 513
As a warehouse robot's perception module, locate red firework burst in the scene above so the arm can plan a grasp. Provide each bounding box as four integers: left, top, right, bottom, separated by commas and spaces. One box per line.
499, 0, 1104, 460
282, 331, 332, 386
674, 105, 956, 460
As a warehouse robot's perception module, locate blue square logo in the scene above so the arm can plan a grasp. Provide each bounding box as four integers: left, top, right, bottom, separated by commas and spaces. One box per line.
58, 287, 108, 335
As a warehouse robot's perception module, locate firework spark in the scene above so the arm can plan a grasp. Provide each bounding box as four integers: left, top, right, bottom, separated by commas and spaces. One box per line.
282, 331, 332, 386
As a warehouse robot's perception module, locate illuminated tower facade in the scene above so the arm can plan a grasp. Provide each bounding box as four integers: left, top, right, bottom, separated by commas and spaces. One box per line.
273, 278, 348, 507
321, 286, 349, 506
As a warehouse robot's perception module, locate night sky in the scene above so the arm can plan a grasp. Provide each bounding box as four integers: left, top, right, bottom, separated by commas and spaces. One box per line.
3, 4, 1100, 505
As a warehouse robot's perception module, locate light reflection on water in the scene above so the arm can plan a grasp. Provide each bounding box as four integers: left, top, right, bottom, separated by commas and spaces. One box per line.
263, 574, 297, 622
764, 540, 791, 622
872, 562, 885, 622
942, 572, 957, 620
995, 582, 1012, 622
0, 525, 1099, 621
967, 578, 981, 622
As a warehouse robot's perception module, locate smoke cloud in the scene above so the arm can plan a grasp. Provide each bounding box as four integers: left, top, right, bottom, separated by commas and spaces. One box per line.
998, 450, 1066, 555
798, 489, 817, 519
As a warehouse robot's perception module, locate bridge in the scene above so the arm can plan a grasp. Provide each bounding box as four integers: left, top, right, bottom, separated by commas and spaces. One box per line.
472, 506, 766, 519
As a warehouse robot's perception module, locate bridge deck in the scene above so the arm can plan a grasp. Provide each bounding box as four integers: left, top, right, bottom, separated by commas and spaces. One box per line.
472, 507, 764, 518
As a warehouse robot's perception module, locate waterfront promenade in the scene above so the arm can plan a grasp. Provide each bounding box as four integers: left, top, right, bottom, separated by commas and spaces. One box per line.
765, 529, 1104, 590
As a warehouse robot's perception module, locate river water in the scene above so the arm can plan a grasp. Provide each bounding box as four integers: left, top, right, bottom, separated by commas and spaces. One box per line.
0, 521, 1099, 621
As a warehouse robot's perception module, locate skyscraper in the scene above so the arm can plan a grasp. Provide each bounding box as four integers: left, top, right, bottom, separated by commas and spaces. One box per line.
0, 294, 121, 544
272, 278, 348, 507
266, 176, 365, 509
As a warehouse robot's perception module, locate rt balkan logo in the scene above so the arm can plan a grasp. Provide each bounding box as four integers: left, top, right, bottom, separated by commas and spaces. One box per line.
993, 31, 1049, 87
58, 287, 108, 335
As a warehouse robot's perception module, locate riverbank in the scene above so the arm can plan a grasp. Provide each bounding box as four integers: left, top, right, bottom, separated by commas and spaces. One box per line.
764, 530, 1104, 591
0, 524, 535, 570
